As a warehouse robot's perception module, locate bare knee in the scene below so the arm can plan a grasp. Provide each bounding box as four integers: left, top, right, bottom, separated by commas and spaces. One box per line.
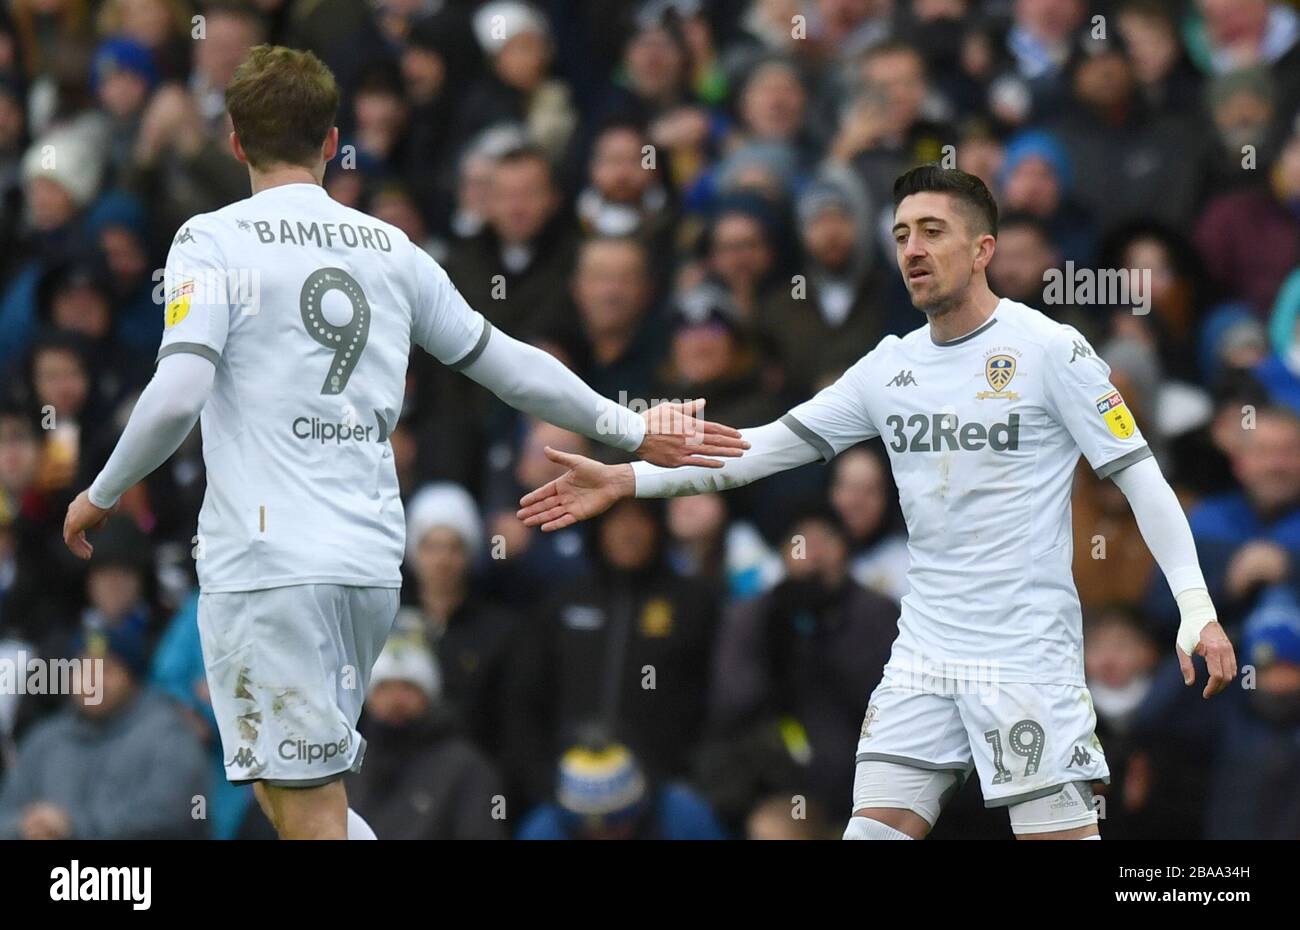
260, 780, 348, 840
1016, 824, 1099, 840
252, 782, 277, 831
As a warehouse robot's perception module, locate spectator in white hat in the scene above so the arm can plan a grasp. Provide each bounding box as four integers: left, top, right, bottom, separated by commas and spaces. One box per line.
461, 1, 576, 161
405, 481, 485, 566
21, 125, 105, 224
401, 483, 519, 762
0, 125, 109, 369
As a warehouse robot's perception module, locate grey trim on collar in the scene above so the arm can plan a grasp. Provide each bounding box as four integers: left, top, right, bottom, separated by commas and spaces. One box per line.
157, 342, 221, 366
930, 316, 998, 346
449, 320, 494, 371
1096, 445, 1153, 480
781, 413, 835, 463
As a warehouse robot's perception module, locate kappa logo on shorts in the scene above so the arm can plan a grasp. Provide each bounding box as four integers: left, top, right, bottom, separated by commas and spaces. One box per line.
1068, 745, 1093, 767
230, 747, 263, 770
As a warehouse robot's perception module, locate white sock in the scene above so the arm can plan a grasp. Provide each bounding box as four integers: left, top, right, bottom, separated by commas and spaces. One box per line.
843, 816, 914, 840
347, 808, 377, 840
1081, 834, 1101, 840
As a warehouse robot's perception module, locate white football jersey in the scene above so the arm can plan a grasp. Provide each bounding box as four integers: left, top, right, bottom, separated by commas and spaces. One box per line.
158, 183, 488, 592
784, 298, 1150, 685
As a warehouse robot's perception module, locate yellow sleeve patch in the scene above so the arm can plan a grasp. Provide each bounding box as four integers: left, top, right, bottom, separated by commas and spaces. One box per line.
164, 280, 194, 328
1095, 390, 1135, 439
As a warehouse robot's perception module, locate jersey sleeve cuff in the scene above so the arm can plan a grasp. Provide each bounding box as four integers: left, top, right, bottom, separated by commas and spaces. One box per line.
1094, 444, 1152, 480
448, 319, 493, 371
606, 403, 645, 453
87, 480, 118, 510
157, 342, 221, 366
780, 413, 835, 463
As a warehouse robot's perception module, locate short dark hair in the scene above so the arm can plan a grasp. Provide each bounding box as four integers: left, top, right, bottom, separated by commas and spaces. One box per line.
893, 165, 998, 238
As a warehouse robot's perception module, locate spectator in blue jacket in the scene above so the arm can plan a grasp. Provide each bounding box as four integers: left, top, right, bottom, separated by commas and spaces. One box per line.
1146, 404, 1300, 633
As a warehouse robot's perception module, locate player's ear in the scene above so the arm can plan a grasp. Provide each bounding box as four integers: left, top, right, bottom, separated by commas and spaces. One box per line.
972, 233, 996, 272
322, 127, 339, 163
229, 131, 247, 164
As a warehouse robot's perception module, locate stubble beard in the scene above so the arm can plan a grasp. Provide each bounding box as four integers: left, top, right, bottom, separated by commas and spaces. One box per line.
911, 268, 974, 318
912, 284, 960, 319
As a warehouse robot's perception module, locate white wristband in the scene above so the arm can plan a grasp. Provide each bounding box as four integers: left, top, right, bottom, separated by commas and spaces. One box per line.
1174, 588, 1217, 657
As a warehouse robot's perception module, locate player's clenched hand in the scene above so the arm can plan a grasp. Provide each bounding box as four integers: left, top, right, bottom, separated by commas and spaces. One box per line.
636, 398, 748, 468
63, 490, 114, 560
1177, 621, 1237, 699
516, 448, 635, 532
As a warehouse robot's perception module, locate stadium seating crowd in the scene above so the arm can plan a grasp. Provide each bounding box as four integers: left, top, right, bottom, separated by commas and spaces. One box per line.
0, 0, 1299, 839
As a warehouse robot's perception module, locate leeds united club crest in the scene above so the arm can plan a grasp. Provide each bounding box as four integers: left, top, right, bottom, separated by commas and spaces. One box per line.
977, 354, 1019, 400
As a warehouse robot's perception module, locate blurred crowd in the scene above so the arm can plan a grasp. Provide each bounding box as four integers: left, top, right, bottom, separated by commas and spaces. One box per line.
1, 0, 1300, 840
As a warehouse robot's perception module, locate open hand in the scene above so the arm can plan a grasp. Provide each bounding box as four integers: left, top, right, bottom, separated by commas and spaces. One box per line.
637, 398, 748, 468
517, 448, 634, 532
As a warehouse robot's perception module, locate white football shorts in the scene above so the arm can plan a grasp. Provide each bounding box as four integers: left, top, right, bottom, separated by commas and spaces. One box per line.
855, 666, 1109, 809
197, 584, 399, 787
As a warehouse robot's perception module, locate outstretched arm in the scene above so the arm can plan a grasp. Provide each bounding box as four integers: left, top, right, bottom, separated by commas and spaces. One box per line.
1039, 325, 1236, 697
410, 244, 745, 467
1111, 457, 1237, 697
629, 418, 820, 496
65, 352, 216, 558
516, 347, 887, 530
454, 322, 747, 467
516, 418, 821, 531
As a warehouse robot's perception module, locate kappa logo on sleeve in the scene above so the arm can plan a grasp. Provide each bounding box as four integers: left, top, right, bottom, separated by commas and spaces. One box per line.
164, 280, 194, 328
1095, 390, 1135, 438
